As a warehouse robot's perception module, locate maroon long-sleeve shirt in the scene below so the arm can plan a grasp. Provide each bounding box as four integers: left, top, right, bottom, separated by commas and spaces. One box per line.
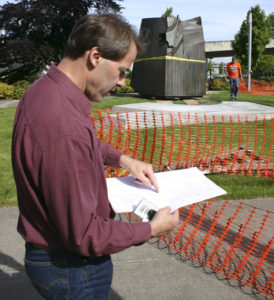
12, 64, 151, 257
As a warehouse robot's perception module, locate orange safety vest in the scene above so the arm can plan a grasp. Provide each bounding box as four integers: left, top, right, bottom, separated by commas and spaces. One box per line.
226, 62, 241, 78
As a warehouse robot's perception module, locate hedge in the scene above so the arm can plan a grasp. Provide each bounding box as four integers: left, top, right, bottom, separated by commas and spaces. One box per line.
0, 80, 30, 100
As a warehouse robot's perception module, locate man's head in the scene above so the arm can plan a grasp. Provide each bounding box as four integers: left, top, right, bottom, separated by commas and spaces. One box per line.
232, 56, 236, 62
65, 14, 142, 61
63, 14, 141, 102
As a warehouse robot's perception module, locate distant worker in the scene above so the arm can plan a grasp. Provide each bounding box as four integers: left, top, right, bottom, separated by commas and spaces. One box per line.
225, 56, 243, 100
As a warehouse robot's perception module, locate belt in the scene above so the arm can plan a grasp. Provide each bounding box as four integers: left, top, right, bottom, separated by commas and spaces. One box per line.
32, 243, 51, 251
31, 243, 89, 264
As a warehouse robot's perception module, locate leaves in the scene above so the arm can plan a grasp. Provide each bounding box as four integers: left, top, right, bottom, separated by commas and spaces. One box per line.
0, 0, 123, 83
162, 7, 174, 18
232, 5, 272, 72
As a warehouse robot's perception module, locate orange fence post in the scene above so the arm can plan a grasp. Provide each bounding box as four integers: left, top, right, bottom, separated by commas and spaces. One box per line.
184, 113, 192, 167
141, 111, 148, 162
132, 111, 140, 159
193, 113, 201, 166
175, 112, 184, 169
149, 111, 157, 164
124, 110, 131, 155
264, 118, 273, 176
159, 112, 166, 166
167, 113, 175, 166
198, 114, 208, 171
106, 108, 114, 146
256, 117, 266, 175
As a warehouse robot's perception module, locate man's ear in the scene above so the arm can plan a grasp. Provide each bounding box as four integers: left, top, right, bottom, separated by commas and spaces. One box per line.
88, 47, 101, 68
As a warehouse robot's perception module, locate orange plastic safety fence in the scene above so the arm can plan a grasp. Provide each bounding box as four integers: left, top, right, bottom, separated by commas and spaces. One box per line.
239, 80, 274, 96
92, 109, 274, 178
141, 199, 274, 298
91, 109, 274, 297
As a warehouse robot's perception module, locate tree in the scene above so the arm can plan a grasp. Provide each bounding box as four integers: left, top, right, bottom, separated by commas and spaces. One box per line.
162, 7, 174, 18
0, 0, 123, 83
254, 55, 274, 75
268, 13, 274, 38
208, 60, 213, 76
232, 5, 271, 72
253, 12, 274, 75
218, 62, 224, 75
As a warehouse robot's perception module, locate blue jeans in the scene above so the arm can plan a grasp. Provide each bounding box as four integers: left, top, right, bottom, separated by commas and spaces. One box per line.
24, 243, 113, 300
229, 78, 239, 98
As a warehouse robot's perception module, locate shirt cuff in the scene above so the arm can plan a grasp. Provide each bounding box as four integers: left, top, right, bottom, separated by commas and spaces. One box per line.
131, 222, 151, 245
105, 148, 123, 168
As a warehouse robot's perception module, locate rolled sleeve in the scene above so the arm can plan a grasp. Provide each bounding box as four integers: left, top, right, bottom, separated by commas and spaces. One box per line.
96, 137, 123, 167
131, 222, 151, 246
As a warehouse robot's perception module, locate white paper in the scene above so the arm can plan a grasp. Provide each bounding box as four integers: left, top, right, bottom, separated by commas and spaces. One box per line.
106, 167, 227, 213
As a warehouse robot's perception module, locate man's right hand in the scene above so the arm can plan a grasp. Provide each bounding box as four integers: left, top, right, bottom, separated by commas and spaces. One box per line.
149, 207, 180, 237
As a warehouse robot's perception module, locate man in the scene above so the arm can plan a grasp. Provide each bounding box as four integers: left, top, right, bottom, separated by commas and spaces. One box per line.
225, 56, 243, 100
12, 14, 179, 300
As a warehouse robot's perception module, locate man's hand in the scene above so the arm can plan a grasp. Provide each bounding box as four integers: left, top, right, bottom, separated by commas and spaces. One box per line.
119, 155, 159, 192
150, 207, 179, 237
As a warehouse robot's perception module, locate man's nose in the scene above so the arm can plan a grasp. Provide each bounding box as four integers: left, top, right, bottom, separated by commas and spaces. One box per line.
117, 77, 126, 88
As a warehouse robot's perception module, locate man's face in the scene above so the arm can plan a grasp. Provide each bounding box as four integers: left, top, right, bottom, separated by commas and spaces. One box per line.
85, 42, 137, 102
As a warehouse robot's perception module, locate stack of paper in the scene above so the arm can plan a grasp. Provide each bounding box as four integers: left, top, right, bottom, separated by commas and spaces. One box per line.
106, 167, 227, 213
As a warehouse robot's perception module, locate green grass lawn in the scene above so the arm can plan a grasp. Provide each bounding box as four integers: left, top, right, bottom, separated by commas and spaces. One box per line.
206, 91, 274, 107
92, 96, 156, 109
0, 107, 17, 206
207, 174, 274, 199
1, 93, 273, 207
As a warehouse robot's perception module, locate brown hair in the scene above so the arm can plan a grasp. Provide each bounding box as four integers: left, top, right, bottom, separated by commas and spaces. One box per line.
65, 14, 143, 60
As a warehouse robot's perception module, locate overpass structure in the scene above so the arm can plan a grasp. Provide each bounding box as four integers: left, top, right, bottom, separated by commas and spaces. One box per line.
205, 38, 274, 58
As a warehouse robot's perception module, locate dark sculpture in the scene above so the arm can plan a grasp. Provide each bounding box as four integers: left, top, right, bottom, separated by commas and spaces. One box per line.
131, 17, 206, 98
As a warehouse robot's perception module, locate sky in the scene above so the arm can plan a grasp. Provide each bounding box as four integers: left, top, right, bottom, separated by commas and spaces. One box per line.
0, 0, 273, 62
122, 0, 273, 62
122, 0, 273, 42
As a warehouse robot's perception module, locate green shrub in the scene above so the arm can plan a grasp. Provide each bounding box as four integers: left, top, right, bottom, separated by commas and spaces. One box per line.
0, 82, 14, 99
115, 78, 134, 93
14, 80, 31, 89
221, 80, 230, 90
0, 80, 30, 100
212, 78, 222, 90
211, 78, 230, 91
13, 80, 30, 99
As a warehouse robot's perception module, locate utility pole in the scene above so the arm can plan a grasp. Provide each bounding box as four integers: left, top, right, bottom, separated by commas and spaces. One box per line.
247, 12, 252, 92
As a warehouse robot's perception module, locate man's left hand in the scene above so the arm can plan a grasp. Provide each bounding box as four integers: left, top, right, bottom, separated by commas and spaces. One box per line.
119, 155, 159, 192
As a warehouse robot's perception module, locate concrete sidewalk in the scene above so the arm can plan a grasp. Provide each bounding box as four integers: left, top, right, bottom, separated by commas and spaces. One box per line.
0, 100, 20, 108
1, 199, 273, 300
